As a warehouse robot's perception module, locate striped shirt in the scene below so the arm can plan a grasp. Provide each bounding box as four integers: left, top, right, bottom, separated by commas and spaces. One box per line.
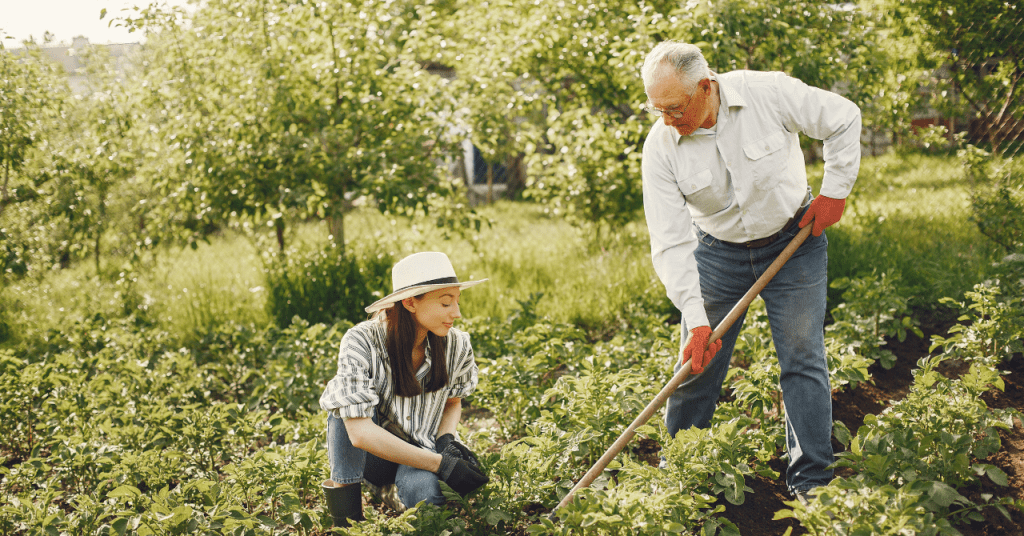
318, 318, 479, 450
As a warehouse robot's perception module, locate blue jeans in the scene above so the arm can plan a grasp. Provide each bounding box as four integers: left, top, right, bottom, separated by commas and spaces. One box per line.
664, 218, 833, 494
327, 413, 446, 507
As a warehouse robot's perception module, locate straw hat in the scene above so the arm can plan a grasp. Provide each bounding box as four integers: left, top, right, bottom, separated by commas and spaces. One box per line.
365, 252, 487, 314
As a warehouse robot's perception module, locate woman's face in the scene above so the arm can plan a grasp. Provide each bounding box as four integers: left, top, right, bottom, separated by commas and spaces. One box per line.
405, 286, 462, 339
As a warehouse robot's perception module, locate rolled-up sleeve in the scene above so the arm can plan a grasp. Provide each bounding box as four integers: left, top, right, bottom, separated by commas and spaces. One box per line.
319, 327, 380, 419
446, 330, 479, 399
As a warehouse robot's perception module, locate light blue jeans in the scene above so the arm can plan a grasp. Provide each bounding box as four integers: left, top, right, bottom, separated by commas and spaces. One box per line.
327, 413, 445, 507
665, 213, 834, 494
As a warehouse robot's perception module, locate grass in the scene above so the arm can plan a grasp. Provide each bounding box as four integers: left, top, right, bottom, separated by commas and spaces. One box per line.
809, 151, 1003, 315
2, 266, 129, 348
136, 234, 270, 338
1, 230, 269, 349
342, 202, 671, 332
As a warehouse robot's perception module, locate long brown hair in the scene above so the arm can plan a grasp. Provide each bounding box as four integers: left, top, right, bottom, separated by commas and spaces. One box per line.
382, 300, 449, 397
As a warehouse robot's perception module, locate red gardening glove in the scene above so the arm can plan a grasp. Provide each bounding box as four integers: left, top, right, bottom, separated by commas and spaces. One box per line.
799, 195, 846, 237
682, 326, 721, 374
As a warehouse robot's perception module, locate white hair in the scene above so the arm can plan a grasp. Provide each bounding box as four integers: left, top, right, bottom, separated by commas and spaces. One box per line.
641, 41, 710, 91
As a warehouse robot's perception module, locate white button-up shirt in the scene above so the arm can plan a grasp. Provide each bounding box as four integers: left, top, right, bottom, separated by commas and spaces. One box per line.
642, 70, 861, 329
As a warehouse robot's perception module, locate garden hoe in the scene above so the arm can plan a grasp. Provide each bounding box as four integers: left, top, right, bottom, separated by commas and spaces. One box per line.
550, 224, 814, 519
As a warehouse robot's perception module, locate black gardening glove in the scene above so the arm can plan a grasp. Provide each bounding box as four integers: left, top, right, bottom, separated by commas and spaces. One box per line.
436, 444, 489, 495
435, 433, 481, 468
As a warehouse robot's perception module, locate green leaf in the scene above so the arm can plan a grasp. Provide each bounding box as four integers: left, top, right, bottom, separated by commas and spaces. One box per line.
925, 481, 963, 508
107, 485, 142, 499
718, 519, 741, 536
483, 508, 513, 525
833, 421, 852, 447
984, 464, 1010, 486
110, 518, 129, 536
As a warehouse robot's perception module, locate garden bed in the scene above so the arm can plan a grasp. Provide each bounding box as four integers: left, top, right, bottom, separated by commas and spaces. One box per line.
721, 318, 1024, 536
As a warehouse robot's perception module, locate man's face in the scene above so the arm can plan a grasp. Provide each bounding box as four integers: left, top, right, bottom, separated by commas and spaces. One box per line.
645, 72, 712, 137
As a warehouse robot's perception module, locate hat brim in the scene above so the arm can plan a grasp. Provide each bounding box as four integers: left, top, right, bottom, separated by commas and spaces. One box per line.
364, 279, 488, 314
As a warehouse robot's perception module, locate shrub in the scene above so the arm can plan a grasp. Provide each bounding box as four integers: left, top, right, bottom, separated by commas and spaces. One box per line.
263, 241, 391, 328
961, 143, 1024, 254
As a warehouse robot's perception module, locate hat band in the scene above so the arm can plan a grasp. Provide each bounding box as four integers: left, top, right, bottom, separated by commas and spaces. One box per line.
395, 276, 460, 292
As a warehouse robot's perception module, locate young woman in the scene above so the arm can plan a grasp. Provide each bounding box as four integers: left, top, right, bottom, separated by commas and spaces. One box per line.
318, 251, 489, 527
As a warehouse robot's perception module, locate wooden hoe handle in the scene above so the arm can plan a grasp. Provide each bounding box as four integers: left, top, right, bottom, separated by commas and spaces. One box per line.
551, 224, 813, 514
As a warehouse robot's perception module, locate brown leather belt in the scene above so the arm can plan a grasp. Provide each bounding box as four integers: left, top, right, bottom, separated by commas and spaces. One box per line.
719, 204, 809, 249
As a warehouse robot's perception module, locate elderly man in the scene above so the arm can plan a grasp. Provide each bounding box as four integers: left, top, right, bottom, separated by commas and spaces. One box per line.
640, 40, 861, 499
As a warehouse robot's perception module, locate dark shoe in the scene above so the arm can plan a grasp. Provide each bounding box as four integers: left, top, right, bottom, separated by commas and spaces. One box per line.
322, 481, 365, 528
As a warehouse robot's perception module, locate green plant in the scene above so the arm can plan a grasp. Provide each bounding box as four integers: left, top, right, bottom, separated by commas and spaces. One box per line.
535, 360, 657, 466
825, 337, 875, 391
931, 280, 1024, 364
263, 242, 391, 328
776, 479, 963, 536
833, 356, 1016, 490
472, 320, 589, 438
828, 271, 922, 369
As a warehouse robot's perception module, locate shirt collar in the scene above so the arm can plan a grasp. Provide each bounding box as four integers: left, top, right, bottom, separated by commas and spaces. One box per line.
670, 72, 746, 144
716, 72, 745, 110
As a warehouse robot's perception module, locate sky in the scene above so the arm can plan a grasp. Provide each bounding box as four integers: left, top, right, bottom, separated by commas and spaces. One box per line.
1, 0, 194, 48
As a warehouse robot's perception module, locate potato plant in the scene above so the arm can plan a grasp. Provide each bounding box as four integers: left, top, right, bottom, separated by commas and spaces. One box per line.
827, 271, 922, 370
931, 279, 1024, 365
787, 355, 1023, 534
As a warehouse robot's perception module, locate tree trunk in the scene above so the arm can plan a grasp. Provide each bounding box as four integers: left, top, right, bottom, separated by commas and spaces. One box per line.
95, 231, 102, 276
0, 159, 9, 221
275, 218, 286, 251
329, 209, 345, 253
989, 114, 1002, 155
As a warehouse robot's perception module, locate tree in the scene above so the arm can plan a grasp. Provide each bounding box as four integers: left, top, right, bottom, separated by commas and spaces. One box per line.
439, 0, 541, 205
491, 0, 657, 239
462, 0, 886, 238
0, 39, 66, 221
121, 0, 464, 251
864, 0, 1024, 253
0, 37, 69, 276
663, 0, 889, 157
880, 0, 1024, 154
37, 45, 140, 275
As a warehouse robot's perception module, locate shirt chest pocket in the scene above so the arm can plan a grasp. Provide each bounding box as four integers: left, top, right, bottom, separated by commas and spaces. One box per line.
676, 168, 728, 215
677, 168, 713, 196
743, 130, 789, 190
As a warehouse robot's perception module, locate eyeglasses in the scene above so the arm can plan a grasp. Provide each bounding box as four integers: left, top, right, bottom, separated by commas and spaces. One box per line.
641, 84, 701, 119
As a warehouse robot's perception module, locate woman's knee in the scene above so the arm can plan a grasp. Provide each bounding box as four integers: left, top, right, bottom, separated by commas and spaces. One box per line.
397, 468, 445, 507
